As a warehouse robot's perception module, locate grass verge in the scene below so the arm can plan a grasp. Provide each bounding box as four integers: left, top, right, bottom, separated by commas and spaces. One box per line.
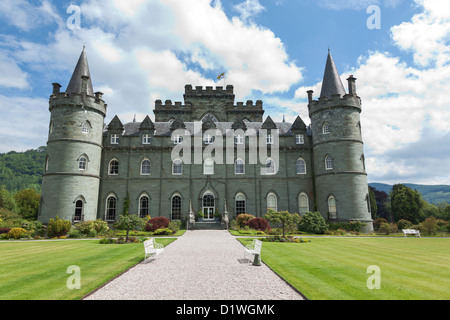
239, 237, 450, 300
0, 238, 176, 300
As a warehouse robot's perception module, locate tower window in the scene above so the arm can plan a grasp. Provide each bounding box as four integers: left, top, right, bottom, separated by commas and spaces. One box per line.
78, 157, 87, 171
111, 134, 119, 144
141, 159, 151, 175
81, 121, 91, 134
323, 123, 330, 134
328, 195, 337, 219
325, 155, 333, 170
296, 158, 306, 174
109, 159, 119, 175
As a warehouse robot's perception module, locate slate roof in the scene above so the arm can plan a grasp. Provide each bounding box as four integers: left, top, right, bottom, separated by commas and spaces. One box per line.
66, 48, 94, 96
120, 120, 310, 137
319, 49, 346, 99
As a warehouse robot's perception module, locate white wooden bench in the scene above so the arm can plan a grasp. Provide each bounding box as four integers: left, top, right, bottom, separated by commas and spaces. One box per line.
144, 238, 165, 262
402, 229, 421, 237
244, 239, 262, 261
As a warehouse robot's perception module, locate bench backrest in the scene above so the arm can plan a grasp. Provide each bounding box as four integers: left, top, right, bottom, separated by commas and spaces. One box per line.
144, 239, 155, 250
254, 240, 262, 253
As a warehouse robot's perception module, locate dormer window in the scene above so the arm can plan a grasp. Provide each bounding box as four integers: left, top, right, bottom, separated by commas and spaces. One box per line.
266, 133, 273, 145
295, 134, 304, 144
142, 134, 151, 144
111, 134, 119, 144
173, 134, 183, 145
204, 134, 214, 145
234, 134, 243, 144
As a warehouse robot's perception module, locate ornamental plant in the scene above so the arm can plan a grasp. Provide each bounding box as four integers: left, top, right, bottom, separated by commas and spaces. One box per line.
246, 217, 271, 232
298, 211, 328, 234
47, 216, 72, 238
145, 216, 170, 232
264, 210, 300, 238
236, 213, 255, 228
7, 227, 27, 239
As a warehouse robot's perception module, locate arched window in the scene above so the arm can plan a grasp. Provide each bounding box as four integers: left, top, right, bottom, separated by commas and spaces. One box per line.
171, 195, 182, 220
328, 195, 337, 219
235, 158, 244, 174
296, 158, 306, 174
235, 192, 246, 215
323, 122, 330, 134
45, 156, 49, 172
109, 159, 119, 175
139, 195, 149, 218
267, 192, 277, 212
172, 159, 183, 175
78, 156, 87, 171
325, 155, 333, 170
141, 159, 151, 175
74, 199, 83, 222
204, 158, 214, 175
81, 121, 91, 134
265, 158, 276, 175
105, 196, 117, 221
298, 193, 309, 215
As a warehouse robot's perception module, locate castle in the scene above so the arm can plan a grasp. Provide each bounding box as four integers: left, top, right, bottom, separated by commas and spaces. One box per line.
38, 48, 374, 232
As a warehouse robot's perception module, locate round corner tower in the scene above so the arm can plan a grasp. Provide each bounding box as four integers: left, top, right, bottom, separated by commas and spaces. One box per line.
38, 48, 106, 224
308, 50, 373, 232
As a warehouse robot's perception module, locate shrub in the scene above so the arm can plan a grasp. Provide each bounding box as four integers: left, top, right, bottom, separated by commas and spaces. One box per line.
236, 213, 255, 228
0, 227, 11, 234
379, 222, 398, 234
67, 228, 82, 238
168, 220, 181, 232
418, 217, 438, 235
246, 217, 271, 232
75, 220, 109, 236
397, 219, 413, 230
153, 227, 173, 235
99, 237, 115, 244
298, 211, 328, 234
7, 227, 28, 239
145, 216, 170, 232
373, 218, 388, 231
47, 216, 72, 238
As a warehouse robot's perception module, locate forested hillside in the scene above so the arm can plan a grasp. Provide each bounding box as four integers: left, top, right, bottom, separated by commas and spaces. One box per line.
370, 183, 450, 205
0, 147, 46, 192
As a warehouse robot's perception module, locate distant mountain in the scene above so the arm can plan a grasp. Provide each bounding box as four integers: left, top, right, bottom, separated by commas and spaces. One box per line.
369, 182, 450, 205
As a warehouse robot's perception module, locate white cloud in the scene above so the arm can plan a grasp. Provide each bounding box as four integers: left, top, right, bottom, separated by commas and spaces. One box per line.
0, 52, 29, 89
233, 0, 266, 22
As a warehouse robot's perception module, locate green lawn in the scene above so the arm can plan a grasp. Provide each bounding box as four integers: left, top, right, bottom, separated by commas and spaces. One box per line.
0, 238, 175, 300
239, 237, 450, 300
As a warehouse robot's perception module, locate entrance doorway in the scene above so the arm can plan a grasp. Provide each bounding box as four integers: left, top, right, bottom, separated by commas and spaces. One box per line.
202, 194, 215, 221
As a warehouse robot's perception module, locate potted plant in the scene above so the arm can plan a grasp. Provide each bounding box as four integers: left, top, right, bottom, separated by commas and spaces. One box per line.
196, 210, 204, 222
214, 209, 221, 222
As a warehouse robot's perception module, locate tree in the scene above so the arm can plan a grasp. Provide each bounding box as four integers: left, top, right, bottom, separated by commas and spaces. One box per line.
14, 188, 40, 220
370, 187, 392, 221
115, 214, 144, 242
264, 209, 300, 238
298, 211, 328, 234
0, 186, 16, 212
368, 186, 378, 218
390, 184, 424, 224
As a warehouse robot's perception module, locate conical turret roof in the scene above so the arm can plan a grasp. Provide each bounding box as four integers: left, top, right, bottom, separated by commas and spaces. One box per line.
319, 49, 346, 99
66, 47, 94, 96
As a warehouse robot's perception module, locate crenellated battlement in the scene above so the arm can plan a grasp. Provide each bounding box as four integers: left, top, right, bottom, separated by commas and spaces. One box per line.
49, 85, 107, 117
232, 100, 263, 109
184, 84, 234, 96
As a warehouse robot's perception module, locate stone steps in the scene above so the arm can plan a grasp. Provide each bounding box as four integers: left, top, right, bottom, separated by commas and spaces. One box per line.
191, 221, 223, 230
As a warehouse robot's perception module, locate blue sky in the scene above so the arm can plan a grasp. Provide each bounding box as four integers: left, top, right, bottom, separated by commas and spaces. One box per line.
0, 0, 449, 185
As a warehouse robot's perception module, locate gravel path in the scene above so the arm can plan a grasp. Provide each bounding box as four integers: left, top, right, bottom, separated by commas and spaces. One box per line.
84, 230, 304, 300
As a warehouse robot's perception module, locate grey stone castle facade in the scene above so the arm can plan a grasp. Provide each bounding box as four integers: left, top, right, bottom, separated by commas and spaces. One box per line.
38, 48, 374, 232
